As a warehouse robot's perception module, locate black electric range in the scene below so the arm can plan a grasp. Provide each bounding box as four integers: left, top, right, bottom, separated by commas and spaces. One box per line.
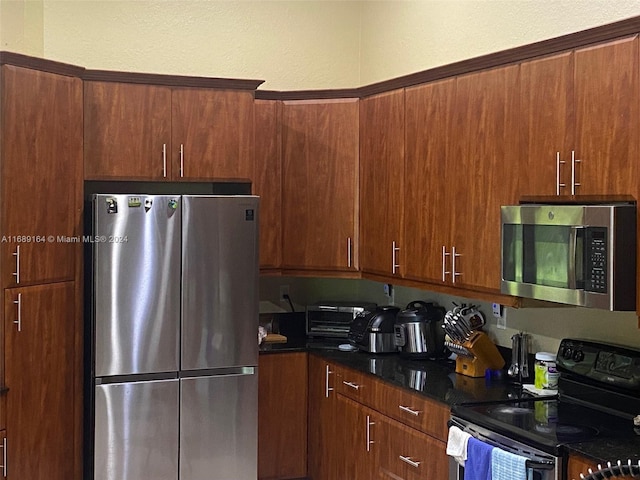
450, 339, 640, 476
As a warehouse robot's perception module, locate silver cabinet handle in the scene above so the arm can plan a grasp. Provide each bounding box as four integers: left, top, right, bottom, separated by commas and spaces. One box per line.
342, 380, 360, 390
347, 237, 352, 268
12, 245, 20, 284
180, 143, 184, 178
13, 293, 22, 332
366, 415, 375, 452
1, 436, 6, 477
325, 365, 333, 398
441, 245, 450, 282
162, 143, 167, 178
392, 241, 400, 275
398, 405, 420, 416
571, 150, 581, 195
452, 246, 462, 283
556, 151, 566, 195
399, 455, 421, 468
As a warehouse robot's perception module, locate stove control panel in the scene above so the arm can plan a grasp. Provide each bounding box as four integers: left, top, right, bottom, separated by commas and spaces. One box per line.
557, 338, 640, 391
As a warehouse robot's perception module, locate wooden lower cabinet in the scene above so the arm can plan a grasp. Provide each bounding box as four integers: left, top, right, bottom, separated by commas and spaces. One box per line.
258, 352, 308, 480
4, 282, 76, 480
337, 395, 379, 480
378, 416, 448, 480
308, 355, 339, 480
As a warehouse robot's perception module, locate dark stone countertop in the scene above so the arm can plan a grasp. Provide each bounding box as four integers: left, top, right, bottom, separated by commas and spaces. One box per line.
260, 338, 640, 463
260, 337, 530, 407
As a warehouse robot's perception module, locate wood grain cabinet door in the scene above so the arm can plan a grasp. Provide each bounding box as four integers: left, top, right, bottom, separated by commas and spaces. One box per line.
360, 90, 405, 278
520, 52, 575, 196
254, 99, 282, 271
336, 395, 379, 480
84, 81, 172, 180
450, 65, 521, 292
404, 79, 457, 284
281, 99, 359, 273
171, 88, 254, 181
307, 355, 339, 480
1, 65, 82, 287
4, 282, 75, 480
574, 36, 639, 196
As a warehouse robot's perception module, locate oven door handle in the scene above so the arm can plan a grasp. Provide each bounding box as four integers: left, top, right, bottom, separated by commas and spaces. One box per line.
526, 459, 556, 471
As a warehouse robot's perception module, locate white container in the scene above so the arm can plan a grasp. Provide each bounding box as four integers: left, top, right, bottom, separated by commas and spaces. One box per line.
534, 352, 559, 389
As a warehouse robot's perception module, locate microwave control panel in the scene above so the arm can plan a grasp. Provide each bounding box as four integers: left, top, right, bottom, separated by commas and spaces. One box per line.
585, 227, 607, 293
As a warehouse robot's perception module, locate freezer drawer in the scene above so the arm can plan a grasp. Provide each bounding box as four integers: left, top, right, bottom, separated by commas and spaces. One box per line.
93, 194, 181, 377
180, 370, 258, 480
181, 195, 259, 370
94, 379, 179, 480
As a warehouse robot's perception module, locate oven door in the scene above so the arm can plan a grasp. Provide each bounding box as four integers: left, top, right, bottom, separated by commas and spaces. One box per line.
449, 417, 561, 480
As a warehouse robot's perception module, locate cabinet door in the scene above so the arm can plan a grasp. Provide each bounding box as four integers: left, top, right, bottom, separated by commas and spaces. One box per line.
404, 79, 456, 284
254, 99, 282, 271
360, 90, 405, 278
337, 395, 379, 480
172, 88, 254, 180
1, 65, 82, 287
4, 282, 75, 480
520, 52, 574, 196
281, 99, 359, 272
574, 36, 639, 196
258, 353, 308, 480
84, 81, 172, 179
307, 356, 338, 480
451, 65, 521, 292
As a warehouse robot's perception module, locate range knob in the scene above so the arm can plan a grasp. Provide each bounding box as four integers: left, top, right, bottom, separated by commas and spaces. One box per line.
562, 347, 573, 360
572, 350, 584, 362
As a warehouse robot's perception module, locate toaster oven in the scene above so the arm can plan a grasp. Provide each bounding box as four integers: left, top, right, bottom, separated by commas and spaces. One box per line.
306, 301, 376, 339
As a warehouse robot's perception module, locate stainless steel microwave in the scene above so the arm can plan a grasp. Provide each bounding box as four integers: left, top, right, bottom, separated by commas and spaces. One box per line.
501, 203, 636, 310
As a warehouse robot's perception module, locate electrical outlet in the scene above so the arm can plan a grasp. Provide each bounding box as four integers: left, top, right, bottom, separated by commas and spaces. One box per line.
493, 303, 507, 329
279, 285, 290, 303
383, 283, 395, 305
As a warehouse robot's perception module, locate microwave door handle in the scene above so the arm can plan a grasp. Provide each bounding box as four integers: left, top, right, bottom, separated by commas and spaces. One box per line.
568, 226, 582, 290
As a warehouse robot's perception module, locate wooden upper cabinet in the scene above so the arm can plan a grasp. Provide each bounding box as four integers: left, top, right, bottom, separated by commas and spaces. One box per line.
360, 90, 405, 278
281, 99, 359, 273
84, 82, 255, 181
171, 88, 254, 180
1, 65, 82, 287
450, 65, 521, 292
404, 79, 456, 284
574, 35, 639, 196
520, 36, 638, 197
84, 81, 172, 180
254, 99, 282, 271
520, 52, 575, 196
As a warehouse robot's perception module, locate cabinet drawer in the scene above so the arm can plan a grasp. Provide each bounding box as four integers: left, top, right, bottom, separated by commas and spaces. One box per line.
335, 365, 379, 408
378, 382, 449, 441
378, 416, 448, 480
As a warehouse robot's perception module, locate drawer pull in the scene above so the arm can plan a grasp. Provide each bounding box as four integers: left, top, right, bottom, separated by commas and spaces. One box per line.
399, 455, 421, 468
342, 381, 360, 390
398, 405, 420, 416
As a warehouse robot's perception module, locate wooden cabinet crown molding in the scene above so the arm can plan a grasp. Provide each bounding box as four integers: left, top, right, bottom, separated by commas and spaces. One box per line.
0, 51, 84, 77
83, 69, 264, 90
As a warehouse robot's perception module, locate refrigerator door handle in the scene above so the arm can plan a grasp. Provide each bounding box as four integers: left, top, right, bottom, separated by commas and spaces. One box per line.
180, 366, 256, 379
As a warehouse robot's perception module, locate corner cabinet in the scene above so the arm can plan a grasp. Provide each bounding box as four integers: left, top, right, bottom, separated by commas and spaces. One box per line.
0, 58, 83, 480
254, 99, 282, 272
281, 99, 359, 275
84, 76, 262, 181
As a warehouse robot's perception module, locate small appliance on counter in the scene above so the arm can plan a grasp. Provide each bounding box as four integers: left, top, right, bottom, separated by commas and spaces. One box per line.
393, 301, 448, 359
306, 301, 376, 339
348, 306, 400, 353
443, 304, 505, 377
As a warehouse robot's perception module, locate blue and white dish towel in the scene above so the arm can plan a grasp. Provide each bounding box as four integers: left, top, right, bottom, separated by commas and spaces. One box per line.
491, 448, 529, 480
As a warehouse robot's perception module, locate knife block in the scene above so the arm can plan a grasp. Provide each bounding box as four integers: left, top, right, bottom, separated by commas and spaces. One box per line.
455, 331, 505, 378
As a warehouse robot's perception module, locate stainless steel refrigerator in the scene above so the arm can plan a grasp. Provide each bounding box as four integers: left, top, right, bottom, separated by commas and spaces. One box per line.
89, 194, 259, 480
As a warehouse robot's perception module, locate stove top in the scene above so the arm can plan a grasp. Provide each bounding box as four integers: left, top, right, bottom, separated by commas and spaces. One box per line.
452, 339, 640, 456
